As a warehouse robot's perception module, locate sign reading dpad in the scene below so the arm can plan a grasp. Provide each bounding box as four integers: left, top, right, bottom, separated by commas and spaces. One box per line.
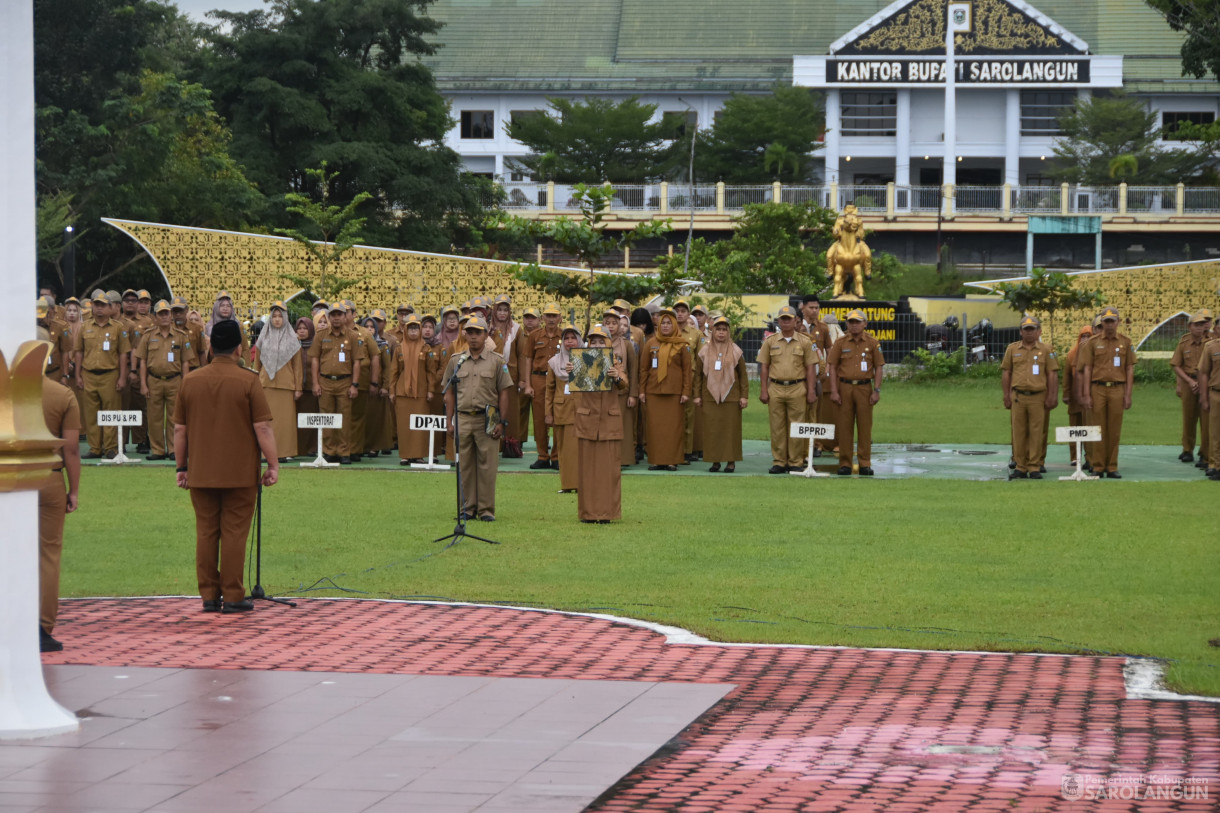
410, 414, 448, 431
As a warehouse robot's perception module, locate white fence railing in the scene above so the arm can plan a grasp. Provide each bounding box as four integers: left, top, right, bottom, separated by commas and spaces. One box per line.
492, 181, 1220, 217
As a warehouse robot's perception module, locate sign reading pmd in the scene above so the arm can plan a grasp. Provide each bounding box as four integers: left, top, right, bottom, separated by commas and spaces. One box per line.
98, 411, 142, 426
1056, 426, 1101, 443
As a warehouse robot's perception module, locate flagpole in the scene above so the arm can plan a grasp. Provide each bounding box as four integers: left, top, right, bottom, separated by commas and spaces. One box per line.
943, 1, 957, 216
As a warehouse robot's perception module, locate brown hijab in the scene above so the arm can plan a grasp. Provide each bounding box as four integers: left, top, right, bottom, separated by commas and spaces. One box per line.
396, 323, 426, 397
654, 311, 686, 384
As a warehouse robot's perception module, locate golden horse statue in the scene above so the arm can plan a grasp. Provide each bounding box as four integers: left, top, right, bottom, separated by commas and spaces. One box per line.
827, 204, 872, 299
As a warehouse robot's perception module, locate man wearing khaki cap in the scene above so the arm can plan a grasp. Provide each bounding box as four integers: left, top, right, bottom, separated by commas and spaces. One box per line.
1079, 307, 1136, 478
73, 291, 131, 459
828, 309, 884, 476
522, 302, 563, 468
1001, 316, 1059, 479
137, 300, 198, 460
1171, 309, 1214, 469
757, 306, 817, 473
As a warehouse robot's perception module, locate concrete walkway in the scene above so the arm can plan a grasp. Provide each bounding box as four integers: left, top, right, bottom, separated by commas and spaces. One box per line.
16, 599, 1220, 812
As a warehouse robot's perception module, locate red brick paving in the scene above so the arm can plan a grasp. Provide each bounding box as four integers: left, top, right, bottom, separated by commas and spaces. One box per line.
44, 598, 1220, 812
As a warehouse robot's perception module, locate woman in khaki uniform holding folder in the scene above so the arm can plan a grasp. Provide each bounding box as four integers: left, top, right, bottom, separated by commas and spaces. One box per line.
546, 325, 582, 492
388, 314, 437, 464
575, 326, 627, 523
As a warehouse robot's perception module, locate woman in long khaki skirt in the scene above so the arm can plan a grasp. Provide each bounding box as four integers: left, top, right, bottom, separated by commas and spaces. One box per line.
253, 301, 304, 460
293, 317, 319, 456
545, 325, 582, 492
388, 314, 437, 464
575, 326, 627, 522
639, 309, 692, 471
602, 309, 639, 468
693, 314, 749, 473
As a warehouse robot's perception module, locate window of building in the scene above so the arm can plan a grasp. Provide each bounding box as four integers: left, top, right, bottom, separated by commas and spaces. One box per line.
661, 111, 697, 138
509, 110, 543, 130
1024, 173, 1056, 187
510, 171, 528, 182
460, 110, 495, 140
1162, 111, 1216, 140
840, 92, 897, 136
1020, 91, 1074, 136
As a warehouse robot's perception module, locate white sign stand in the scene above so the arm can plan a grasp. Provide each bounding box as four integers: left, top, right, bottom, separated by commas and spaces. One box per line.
97, 411, 143, 464
1056, 425, 1102, 481
789, 423, 836, 478
297, 413, 342, 468
409, 414, 450, 470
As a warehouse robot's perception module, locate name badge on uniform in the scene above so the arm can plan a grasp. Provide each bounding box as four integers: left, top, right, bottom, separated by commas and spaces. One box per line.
1113, 355, 1121, 367
1032, 364, 1039, 375
564, 382, 570, 395
714, 360, 722, 371
652, 358, 658, 369
339, 344, 346, 363
860, 360, 868, 371
167, 351, 175, 363
103, 334, 111, 352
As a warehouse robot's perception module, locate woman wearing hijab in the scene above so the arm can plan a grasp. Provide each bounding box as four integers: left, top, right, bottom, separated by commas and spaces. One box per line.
253, 301, 304, 461
693, 315, 749, 472
601, 308, 639, 468
204, 291, 247, 362
489, 295, 523, 446
360, 314, 395, 457
294, 317, 319, 456
545, 325, 582, 492
436, 305, 463, 348
575, 326, 627, 523
388, 315, 440, 465
639, 308, 692, 471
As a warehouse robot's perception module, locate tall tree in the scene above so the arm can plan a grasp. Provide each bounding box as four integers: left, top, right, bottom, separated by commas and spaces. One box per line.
693, 86, 824, 184
199, 0, 487, 252
505, 97, 673, 183
994, 267, 1105, 351
276, 163, 372, 302
1145, 0, 1220, 80
1050, 93, 1211, 185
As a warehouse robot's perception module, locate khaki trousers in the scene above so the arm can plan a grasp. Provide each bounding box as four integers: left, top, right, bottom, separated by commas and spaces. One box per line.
38, 472, 67, 632
516, 390, 532, 445
816, 373, 838, 452
767, 381, 806, 468
1180, 384, 1201, 453
123, 376, 148, 445
1209, 391, 1220, 468
1087, 383, 1125, 472
351, 389, 369, 454
1010, 391, 1046, 473
82, 369, 120, 454
836, 382, 875, 468
1067, 410, 1084, 463
456, 413, 499, 517
318, 380, 353, 456
191, 485, 257, 603
146, 376, 181, 456
529, 372, 551, 460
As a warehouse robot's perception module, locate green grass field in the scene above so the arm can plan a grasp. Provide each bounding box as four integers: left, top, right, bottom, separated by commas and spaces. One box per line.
61, 378, 1219, 696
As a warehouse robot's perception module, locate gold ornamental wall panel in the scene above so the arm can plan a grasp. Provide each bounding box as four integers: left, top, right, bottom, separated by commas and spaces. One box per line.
971, 261, 1220, 350
103, 219, 590, 318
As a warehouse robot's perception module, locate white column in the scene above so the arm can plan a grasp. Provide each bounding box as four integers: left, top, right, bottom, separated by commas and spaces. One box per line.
824, 89, 841, 185
494, 153, 504, 180
0, 2, 79, 739
943, 25, 957, 190
895, 89, 911, 187
1004, 90, 1021, 186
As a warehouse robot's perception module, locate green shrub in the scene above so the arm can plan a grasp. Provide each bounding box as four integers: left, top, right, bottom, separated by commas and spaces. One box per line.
897, 348, 1001, 382
1133, 358, 1176, 384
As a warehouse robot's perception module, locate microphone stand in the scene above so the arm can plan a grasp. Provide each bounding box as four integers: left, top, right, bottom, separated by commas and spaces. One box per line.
248, 481, 297, 607
433, 354, 498, 550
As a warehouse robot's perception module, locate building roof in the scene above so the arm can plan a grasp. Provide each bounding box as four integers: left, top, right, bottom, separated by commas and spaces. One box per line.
421, 0, 1219, 94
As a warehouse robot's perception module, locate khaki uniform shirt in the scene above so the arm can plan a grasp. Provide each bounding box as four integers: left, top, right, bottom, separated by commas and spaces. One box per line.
1080, 333, 1136, 383
73, 318, 131, 371
136, 327, 198, 377
757, 332, 816, 381
42, 377, 81, 467
173, 355, 272, 488
1001, 340, 1059, 392
43, 320, 73, 375
639, 338, 693, 396
828, 332, 884, 380
351, 323, 378, 386
441, 350, 513, 412
308, 326, 364, 379
1197, 339, 1220, 391
524, 327, 562, 379
1170, 333, 1207, 377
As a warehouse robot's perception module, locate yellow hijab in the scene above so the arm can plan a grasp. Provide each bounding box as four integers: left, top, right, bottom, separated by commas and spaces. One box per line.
654, 312, 686, 384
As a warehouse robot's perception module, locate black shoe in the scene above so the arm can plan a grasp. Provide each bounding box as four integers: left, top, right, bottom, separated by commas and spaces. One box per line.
146, 453, 167, 461
648, 465, 665, 471
708, 463, 721, 472
367, 450, 379, 458
788, 466, 805, 473
725, 463, 735, 473
1029, 471, 1043, 479
324, 454, 340, 463
1210, 470, 1220, 481
859, 467, 874, 476
665, 465, 677, 471
39, 626, 63, 653
136, 443, 150, 454
530, 459, 550, 470
82, 452, 101, 460
837, 466, 852, 475
1039, 465, 1047, 473
1009, 470, 1028, 480
400, 459, 411, 466
1206, 468, 1217, 478
1106, 471, 1122, 479
479, 514, 495, 522
278, 457, 291, 464
581, 519, 596, 524
102, 451, 117, 460
1179, 451, 1194, 462
768, 465, 787, 474
635, 447, 644, 463
340, 456, 351, 465
812, 448, 822, 458
597, 519, 611, 524
1195, 458, 1208, 469
202, 599, 221, 613
550, 460, 560, 470
222, 599, 255, 613
1008, 458, 1016, 469
458, 511, 474, 521
351, 454, 363, 462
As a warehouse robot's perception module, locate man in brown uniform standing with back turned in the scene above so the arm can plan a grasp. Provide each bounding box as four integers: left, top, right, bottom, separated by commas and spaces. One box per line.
174, 321, 278, 614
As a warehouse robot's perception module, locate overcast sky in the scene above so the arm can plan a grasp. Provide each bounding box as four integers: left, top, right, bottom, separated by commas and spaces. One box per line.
174, 0, 267, 20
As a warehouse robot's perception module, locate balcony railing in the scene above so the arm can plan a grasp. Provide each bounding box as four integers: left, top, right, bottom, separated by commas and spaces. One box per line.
491, 181, 1220, 219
